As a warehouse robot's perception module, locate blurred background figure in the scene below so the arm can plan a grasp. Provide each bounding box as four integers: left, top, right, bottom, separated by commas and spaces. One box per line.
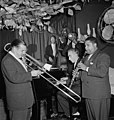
44, 35, 59, 68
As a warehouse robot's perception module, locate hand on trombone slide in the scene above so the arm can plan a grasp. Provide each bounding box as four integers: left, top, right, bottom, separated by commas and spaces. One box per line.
55, 77, 68, 86
31, 70, 44, 78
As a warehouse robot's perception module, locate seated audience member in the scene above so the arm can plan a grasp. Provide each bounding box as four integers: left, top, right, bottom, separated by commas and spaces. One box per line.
44, 35, 59, 67
57, 48, 81, 118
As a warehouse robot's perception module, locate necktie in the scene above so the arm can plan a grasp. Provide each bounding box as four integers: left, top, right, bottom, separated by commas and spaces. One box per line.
87, 54, 93, 60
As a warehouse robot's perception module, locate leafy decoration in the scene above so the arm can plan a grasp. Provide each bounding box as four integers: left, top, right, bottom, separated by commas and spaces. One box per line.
0, 0, 83, 35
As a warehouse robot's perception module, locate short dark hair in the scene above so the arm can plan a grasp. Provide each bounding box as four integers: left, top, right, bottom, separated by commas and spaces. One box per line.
51, 35, 56, 39
11, 39, 26, 48
85, 36, 98, 46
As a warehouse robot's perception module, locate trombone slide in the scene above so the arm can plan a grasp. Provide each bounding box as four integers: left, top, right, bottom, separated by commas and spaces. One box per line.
4, 42, 81, 103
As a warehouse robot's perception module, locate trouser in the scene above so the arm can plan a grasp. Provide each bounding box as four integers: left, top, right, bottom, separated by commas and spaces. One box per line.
85, 98, 110, 120
57, 91, 71, 116
9, 107, 32, 120
57, 84, 81, 116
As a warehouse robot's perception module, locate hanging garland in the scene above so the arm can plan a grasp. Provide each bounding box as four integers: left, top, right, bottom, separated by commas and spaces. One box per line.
0, 0, 83, 35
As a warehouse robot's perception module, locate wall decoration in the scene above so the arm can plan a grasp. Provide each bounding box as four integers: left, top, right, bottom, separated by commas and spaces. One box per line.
97, 0, 114, 44
0, 0, 83, 35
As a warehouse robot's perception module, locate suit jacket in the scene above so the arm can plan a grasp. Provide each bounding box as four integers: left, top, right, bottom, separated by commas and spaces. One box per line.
1, 53, 34, 110
81, 49, 111, 99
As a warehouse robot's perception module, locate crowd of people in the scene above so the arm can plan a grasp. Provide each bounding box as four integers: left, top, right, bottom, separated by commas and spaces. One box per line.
0, 28, 111, 120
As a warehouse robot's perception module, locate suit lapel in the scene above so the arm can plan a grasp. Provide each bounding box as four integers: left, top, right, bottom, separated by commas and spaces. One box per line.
83, 55, 89, 66
74, 58, 81, 69
89, 49, 100, 63
8, 53, 28, 72
84, 49, 100, 67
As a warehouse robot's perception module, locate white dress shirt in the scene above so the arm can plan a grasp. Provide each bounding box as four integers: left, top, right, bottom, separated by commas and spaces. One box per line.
88, 54, 93, 60
86, 54, 93, 72
51, 43, 56, 56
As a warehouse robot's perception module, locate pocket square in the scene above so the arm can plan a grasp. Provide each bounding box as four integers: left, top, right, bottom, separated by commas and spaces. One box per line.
90, 62, 93, 65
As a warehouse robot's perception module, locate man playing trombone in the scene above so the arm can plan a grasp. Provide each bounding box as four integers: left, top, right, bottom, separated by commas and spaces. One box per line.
1, 39, 43, 120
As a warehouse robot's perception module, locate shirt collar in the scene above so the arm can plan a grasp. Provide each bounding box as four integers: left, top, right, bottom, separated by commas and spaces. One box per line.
9, 51, 19, 60
9, 51, 28, 71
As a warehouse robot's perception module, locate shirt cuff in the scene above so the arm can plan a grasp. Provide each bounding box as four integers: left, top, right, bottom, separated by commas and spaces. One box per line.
86, 67, 89, 72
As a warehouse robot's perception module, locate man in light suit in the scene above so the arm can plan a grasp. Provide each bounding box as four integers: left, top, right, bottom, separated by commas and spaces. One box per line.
78, 36, 111, 120
1, 39, 43, 120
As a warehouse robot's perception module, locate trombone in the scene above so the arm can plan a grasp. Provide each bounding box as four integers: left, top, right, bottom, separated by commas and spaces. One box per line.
4, 43, 81, 103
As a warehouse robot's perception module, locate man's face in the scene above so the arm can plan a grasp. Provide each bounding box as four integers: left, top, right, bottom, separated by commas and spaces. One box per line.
68, 51, 78, 63
14, 44, 27, 58
51, 37, 56, 44
68, 33, 77, 44
85, 40, 97, 54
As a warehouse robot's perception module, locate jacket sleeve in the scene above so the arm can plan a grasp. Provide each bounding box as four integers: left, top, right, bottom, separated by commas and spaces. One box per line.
44, 45, 53, 60
2, 58, 32, 84
88, 53, 110, 78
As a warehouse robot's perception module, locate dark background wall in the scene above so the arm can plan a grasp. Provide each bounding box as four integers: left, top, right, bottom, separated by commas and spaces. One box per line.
75, 1, 114, 68
50, 1, 114, 67
76, 2, 109, 33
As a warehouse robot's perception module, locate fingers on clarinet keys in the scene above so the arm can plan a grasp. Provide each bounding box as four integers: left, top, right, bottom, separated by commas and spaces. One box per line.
77, 65, 81, 70
77, 62, 86, 71
31, 70, 43, 77
72, 69, 79, 76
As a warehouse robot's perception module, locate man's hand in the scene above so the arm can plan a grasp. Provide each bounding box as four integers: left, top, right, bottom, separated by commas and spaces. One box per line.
67, 39, 71, 45
49, 57, 53, 63
77, 62, 87, 71
31, 70, 43, 77
72, 68, 79, 78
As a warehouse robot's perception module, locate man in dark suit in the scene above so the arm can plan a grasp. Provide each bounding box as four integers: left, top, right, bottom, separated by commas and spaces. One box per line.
62, 32, 85, 77
78, 36, 111, 120
57, 48, 81, 118
1, 39, 43, 120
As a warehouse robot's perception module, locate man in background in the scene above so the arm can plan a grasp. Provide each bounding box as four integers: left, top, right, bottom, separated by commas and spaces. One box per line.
44, 35, 58, 67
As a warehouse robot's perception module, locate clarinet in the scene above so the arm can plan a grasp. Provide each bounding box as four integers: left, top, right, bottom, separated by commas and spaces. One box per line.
69, 68, 79, 88
69, 73, 76, 89
69, 52, 87, 89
